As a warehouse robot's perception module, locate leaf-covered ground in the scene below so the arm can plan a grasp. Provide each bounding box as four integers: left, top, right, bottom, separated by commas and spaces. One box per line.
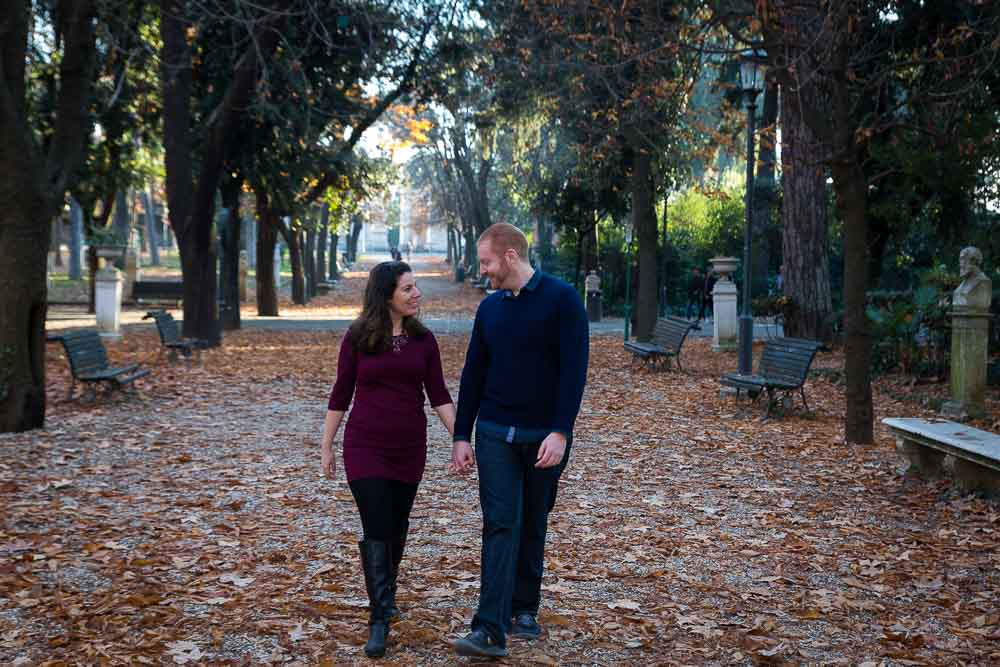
3, 258, 998, 665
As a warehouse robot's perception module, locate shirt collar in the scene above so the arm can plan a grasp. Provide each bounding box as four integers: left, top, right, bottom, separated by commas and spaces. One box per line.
503, 270, 541, 299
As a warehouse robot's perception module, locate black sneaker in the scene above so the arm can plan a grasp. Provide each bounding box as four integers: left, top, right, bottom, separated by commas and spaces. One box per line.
454, 629, 507, 658
511, 614, 542, 639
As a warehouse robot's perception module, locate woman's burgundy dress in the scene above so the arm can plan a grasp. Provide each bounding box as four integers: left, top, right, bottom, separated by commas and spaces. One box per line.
328, 332, 452, 484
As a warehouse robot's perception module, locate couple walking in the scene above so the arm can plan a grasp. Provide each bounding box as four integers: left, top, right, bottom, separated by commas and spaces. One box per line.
319, 223, 590, 658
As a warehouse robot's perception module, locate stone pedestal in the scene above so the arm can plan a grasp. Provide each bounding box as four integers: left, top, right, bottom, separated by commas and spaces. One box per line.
95, 264, 124, 339
712, 278, 738, 352
124, 248, 139, 299
942, 306, 991, 419
585, 270, 602, 323
238, 250, 249, 302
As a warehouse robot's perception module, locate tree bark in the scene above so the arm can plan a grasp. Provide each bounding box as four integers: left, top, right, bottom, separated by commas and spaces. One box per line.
219, 178, 242, 331
160, 0, 287, 343
631, 145, 658, 342
281, 223, 306, 305
255, 192, 279, 316
348, 216, 363, 263
0, 0, 96, 432
753, 79, 778, 296
142, 189, 161, 266
329, 232, 340, 279
316, 204, 328, 284
780, 89, 833, 341
833, 159, 873, 444
305, 227, 316, 299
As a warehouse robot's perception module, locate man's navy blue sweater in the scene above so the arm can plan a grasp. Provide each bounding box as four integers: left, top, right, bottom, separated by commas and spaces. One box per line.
454, 271, 589, 442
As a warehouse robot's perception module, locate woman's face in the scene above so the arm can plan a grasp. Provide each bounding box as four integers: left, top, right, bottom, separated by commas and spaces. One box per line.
388, 271, 421, 318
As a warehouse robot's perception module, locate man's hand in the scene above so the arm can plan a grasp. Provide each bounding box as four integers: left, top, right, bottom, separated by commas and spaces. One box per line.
450, 440, 475, 474
536, 432, 567, 468
321, 442, 336, 479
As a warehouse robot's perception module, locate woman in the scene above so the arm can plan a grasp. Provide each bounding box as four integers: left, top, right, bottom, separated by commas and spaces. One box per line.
320, 261, 455, 659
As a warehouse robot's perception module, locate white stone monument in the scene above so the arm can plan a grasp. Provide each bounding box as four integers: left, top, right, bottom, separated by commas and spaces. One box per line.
942, 246, 992, 419
95, 261, 124, 339
710, 256, 739, 352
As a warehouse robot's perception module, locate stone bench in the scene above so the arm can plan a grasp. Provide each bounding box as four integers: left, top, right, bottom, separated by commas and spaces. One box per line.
883, 417, 1000, 496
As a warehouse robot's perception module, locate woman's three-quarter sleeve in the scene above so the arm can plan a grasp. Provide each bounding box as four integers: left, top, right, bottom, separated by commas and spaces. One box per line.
423, 333, 453, 408
327, 334, 358, 411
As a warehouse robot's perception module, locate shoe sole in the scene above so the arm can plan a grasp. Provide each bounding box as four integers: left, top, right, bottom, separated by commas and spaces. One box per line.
511, 629, 541, 639
454, 640, 507, 658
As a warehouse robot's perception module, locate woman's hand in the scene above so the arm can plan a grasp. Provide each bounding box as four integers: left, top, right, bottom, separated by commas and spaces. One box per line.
321, 441, 336, 479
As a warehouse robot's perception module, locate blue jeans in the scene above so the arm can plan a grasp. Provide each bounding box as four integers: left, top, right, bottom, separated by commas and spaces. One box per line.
471, 420, 570, 647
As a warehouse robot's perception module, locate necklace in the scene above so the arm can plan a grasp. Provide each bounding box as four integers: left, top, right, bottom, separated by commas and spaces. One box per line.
391, 333, 409, 353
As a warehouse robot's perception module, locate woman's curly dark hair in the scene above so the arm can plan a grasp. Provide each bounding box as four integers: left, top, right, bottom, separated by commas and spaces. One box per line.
348, 261, 428, 354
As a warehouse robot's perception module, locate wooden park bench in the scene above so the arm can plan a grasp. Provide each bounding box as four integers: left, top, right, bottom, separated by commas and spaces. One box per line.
884, 417, 1000, 497
623, 316, 698, 371
132, 280, 184, 307
719, 337, 823, 415
142, 310, 207, 362
46, 330, 150, 401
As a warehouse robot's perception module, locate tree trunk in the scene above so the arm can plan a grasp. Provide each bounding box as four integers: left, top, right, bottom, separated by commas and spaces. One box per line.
329, 232, 340, 279
0, 207, 50, 432
112, 190, 130, 245
69, 196, 84, 279
632, 145, 658, 342
833, 159, 874, 444
305, 227, 316, 299
446, 223, 455, 264
51, 218, 64, 266
142, 189, 161, 265
348, 217, 363, 263
753, 79, 778, 296
780, 89, 833, 341
316, 204, 328, 284
219, 179, 241, 331
282, 224, 306, 305
256, 196, 279, 316
0, 0, 96, 432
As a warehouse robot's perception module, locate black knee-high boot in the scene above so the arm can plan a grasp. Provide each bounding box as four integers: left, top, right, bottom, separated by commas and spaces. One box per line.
359, 540, 392, 658
386, 521, 408, 620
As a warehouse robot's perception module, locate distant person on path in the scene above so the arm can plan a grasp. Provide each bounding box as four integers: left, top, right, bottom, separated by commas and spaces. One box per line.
450, 223, 589, 658
699, 268, 717, 321
686, 267, 703, 319
320, 261, 456, 658
775, 264, 785, 294
402, 241, 412, 261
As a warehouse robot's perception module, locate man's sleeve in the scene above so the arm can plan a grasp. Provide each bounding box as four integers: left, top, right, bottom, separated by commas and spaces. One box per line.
553, 286, 589, 436
454, 306, 489, 442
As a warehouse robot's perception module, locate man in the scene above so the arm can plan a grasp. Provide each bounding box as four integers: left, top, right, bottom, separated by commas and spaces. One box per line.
698, 268, 717, 321
686, 267, 703, 319
451, 223, 589, 658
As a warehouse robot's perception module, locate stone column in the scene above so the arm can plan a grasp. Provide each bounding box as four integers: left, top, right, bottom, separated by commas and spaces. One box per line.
95, 262, 124, 339
239, 250, 249, 302
942, 306, 991, 419
712, 279, 738, 351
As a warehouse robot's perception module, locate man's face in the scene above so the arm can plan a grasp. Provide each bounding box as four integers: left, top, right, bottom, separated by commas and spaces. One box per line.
478, 241, 512, 290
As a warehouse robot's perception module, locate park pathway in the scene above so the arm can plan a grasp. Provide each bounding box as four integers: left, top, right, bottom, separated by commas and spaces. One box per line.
6, 258, 992, 665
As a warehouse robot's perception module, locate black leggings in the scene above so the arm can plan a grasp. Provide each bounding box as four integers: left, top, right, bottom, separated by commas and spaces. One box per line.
349, 478, 418, 542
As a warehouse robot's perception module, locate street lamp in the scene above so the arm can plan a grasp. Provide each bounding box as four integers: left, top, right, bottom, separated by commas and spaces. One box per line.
623, 222, 634, 341
737, 47, 766, 376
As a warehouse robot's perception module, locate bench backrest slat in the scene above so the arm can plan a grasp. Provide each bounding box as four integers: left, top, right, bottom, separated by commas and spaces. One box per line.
149, 312, 182, 344
59, 330, 109, 376
757, 337, 821, 384
650, 316, 694, 352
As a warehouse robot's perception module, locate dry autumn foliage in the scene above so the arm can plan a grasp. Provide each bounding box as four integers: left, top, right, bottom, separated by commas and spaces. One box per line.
2, 258, 998, 665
